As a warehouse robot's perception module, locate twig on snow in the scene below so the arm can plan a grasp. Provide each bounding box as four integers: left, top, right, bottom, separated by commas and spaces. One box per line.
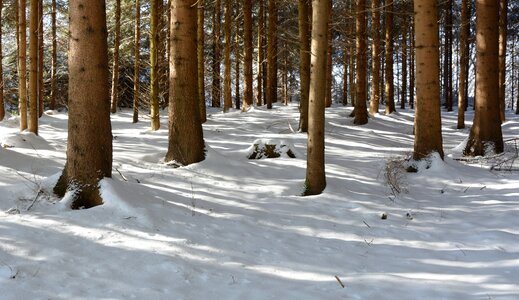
334, 275, 345, 288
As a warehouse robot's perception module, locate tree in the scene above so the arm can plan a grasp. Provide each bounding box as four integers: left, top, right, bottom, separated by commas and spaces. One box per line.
50, 0, 57, 110
298, 0, 310, 132
133, 0, 141, 123
413, 0, 444, 160
28, 0, 38, 134
242, 0, 253, 111
0, 0, 4, 121
37, 0, 43, 117
384, 0, 395, 114
211, 0, 221, 107
197, 0, 207, 122
223, 0, 232, 112
369, 0, 380, 115
353, 0, 368, 125
324, 1, 332, 108
18, 0, 28, 131
165, 0, 205, 165
256, 0, 265, 106
464, 0, 503, 156
304, 0, 330, 196
400, 12, 408, 110
54, 0, 113, 209
443, 0, 453, 112
110, 0, 121, 114
266, 0, 277, 109
457, 0, 469, 129
150, 0, 160, 130
498, 0, 508, 122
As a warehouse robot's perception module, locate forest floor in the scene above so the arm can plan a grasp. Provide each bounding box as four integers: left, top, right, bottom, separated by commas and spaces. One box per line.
1, 103, 518, 299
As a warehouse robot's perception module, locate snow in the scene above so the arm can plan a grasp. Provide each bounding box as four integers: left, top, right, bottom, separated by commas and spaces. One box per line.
1, 104, 518, 299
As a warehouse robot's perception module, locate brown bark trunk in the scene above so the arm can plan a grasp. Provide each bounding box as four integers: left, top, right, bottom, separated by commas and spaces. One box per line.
211, 0, 221, 107
28, 0, 38, 134
384, 0, 394, 114
324, 1, 332, 108
223, 0, 231, 112
0, 0, 4, 121
197, 0, 207, 122
110, 0, 121, 113
457, 0, 469, 128
50, 0, 57, 110
37, 0, 43, 117
133, 0, 141, 123
165, 0, 205, 165
400, 14, 408, 110
150, 0, 160, 130
256, 0, 265, 106
18, 0, 27, 131
353, 0, 368, 125
369, 0, 380, 115
498, 0, 507, 122
242, 0, 253, 111
54, 0, 112, 209
298, 0, 311, 131
266, 0, 277, 109
444, 0, 453, 112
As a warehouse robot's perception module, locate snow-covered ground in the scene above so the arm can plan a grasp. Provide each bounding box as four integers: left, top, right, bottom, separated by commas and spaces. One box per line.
1, 104, 518, 299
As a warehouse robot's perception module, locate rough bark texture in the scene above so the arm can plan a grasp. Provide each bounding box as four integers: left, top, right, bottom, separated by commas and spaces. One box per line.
256, 0, 265, 106
37, 0, 43, 117
223, 0, 232, 112
211, 0, 221, 107
50, 0, 57, 110
324, 1, 332, 108
400, 15, 408, 110
18, 0, 27, 130
353, 0, 368, 125
197, 0, 207, 122
304, 0, 330, 196
165, 0, 205, 165
298, 0, 310, 132
110, 0, 121, 113
464, 0, 503, 156
444, 0, 453, 112
242, 0, 253, 111
384, 0, 395, 114
409, 17, 415, 109
54, 0, 112, 209
28, 0, 38, 134
0, 0, 4, 121
133, 0, 141, 123
266, 0, 277, 109
457, 0, 469, 129
413, 0, 444, 160
149, 0, 160, 130
369, 0, 380, 115
498, 0, 507, 122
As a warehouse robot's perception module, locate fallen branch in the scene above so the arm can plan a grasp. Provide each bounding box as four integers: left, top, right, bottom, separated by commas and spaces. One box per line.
26, 189, 43, 211
334, 275, 345, 288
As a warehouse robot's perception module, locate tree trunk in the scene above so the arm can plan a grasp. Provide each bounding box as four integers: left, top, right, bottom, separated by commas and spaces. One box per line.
444, 0, 453, 112
413, 0, 444, 160
369, 0, 380, 115
384, 0, 395, 114
342, 46, 348, 106
324, 1, 332, 108
197, 0, 206, 122
409, 15, 415, 109
150, 0, 160, 130
242, 0, 253, 111
234, 9, 241, 111
133, 0, 141, 123
0, 0, 4, 121
256, 0, 265, 106
50, 0, 57, 110
266, 0, 277, 109
165, 0, 205, 165
110, 0, 121, 113
223, 0, 231, 112
54, 0, 112, 209
211, 0, 221, 107
353, 0, 368, 125
28, 0, 38, 134
498, 0, 507, 122
304, 0, 330, 196
464, 0, 503, 156
457, 0, 469, 129
18, 0, 27, 131
37, 0, 43, 117
282, 39, 288, 105
400, 14, 408, 110
298, 0, 310, 131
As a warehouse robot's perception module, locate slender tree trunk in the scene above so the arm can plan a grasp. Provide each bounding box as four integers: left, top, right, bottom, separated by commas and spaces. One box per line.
464, 0, 503, 156
211, 0, 221, 107
159, 0, 169, 108
369, 0, 380, 115
37, 0, 43, 117
18, 0, 27, 131
197, 0, 206, 122
342, 47, 348, 106
165, 0, 205, 165
132, 0, 141, 123
54, 0, 112, 209
0, 0, 4, 121
400, 14, 408, 110
444, 0, 453, 111
298, 0, 310, 131
353, 0, 368, 125
266, 0, 278, 109
256, 0, 265, 106
50, 0, 57, 110
413, 0, 444, 160
282, 39, 288, 105
409, 16, 415, 110
498, 0, 507, 122
348, 8, 355, 108
234, 8, 241, 110
242, 0, 253, 111
150, 0, 160, 130
325, 1, 333, 108
305, 0, 330, 196
457, 0, 469, 129
384, 0, 395, 114
223, 0, 231, 112
110, 0, 121, 113
28, 0, 38, 134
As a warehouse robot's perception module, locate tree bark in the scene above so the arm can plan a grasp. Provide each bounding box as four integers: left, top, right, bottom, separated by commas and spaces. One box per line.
353, 0, 368, 125
166, 0, 205, 165
324, 1, 332, 108
369, 0, 380, 115
133, 0, 141, 123
242, 0, 253, 111
409, 16, 415, 109
211, 0, 221, 107
28, 0, 38, 134
298, 0, 310, 131
197, 0, 207, 122
223, 0, 231, 112
464, 0, 503, 156
54, 0, 112, 209
37, 0, 43, 117
0, 0, 4, 121
266, 0, 278, 109
18, 0, 27, 131
304, 0, 330, 196
457, 0, 469, 128
413, 0, 444, 160
444, 0, 453, 112
256, 0, 265, 106
498, 0, 508, 122
150, 0, 160, 130
400, 13, 408, 110
50, 0, 57, 110
384, 0, 395, 114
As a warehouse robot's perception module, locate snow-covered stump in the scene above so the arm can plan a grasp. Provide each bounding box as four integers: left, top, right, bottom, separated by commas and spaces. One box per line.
247, 139, 297, 159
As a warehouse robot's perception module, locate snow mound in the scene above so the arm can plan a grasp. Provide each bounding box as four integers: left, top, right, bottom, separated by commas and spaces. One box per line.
246, 138, 298, 159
